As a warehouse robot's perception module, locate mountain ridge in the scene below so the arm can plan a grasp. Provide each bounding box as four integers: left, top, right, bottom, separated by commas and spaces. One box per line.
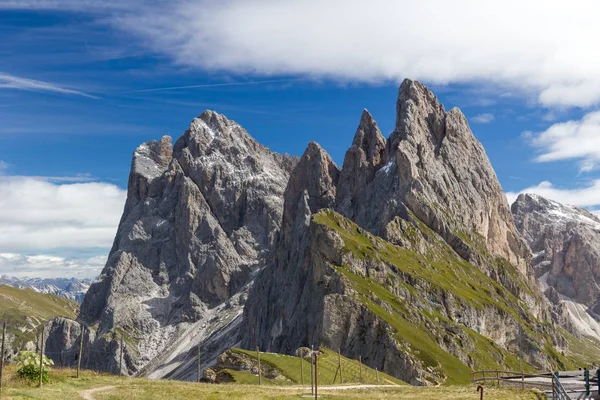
44, 79, 600, 384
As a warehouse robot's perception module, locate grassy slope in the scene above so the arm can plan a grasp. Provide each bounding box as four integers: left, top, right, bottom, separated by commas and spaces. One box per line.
232, 348, 405, 385
0, 365, 543, 400
0, 284, 79, 348
312, 209, 600, 383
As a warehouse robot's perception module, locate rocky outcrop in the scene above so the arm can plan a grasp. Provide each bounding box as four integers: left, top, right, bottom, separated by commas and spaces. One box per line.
202, 349, 291, 384
48, 111, 296, 379
242, 79, 566, 384
244, 142, 340, 351
512, 193, 600, 337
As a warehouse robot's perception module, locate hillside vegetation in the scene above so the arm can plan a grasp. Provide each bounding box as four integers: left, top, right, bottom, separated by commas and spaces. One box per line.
312, 209, 600, 383
226, 348, 405, 385
0, 284, 79, 351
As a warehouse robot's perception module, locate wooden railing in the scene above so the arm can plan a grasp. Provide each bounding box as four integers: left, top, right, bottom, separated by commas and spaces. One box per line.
471, 370, 554, 390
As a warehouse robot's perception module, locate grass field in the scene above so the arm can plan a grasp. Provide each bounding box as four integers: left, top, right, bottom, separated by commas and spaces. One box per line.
0, 365, 544, 400
230, 348, 405, 385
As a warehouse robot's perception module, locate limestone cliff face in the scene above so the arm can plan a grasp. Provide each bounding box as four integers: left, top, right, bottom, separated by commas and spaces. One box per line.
52, 111, 296, 378
47, 81, 596, 385
391, 81, 530, 274
242, 79, 568, 384
512, 193, 600, 305
512, 194, 600, 337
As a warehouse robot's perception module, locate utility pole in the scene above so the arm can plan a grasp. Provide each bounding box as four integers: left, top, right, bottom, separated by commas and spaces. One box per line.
38, 325, 45, 388
77, 326, 85, 378
197, 344, 201, 383
119, 336, 124, 376
0, 321, 6, 397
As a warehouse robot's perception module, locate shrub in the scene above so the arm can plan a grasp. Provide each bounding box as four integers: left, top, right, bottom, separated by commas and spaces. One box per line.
13, 351, 54, 383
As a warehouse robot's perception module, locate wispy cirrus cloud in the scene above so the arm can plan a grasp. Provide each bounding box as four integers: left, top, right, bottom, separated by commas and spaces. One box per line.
0, 72, 99, 99
471, 113, 495, 124
131, 78, 298, 93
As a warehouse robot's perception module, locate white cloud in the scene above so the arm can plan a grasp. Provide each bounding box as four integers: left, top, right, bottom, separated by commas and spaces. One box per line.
0, 253, 106, 278
506, 180, 600, 208
4, 0, 600, 107
0, 72, 98, 98
471, 113, 495, 124
118, 0, 600, 108
0, 176, 126, 251
527, 111, 600, 172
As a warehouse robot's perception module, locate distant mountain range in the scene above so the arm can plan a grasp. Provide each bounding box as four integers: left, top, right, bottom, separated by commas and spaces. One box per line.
0, 275, 94, 303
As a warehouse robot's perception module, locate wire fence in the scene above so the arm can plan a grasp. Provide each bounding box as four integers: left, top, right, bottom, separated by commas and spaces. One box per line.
0, 318, 395, 398
0, 318, 127, 396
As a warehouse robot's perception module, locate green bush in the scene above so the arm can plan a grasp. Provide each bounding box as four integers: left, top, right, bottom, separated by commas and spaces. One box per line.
13, 351, 54, 383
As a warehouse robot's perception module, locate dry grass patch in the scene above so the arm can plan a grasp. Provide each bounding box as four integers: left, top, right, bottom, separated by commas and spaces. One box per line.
0, 366, 542, 400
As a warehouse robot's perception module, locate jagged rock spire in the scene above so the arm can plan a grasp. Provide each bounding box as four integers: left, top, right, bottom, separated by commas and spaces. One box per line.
336, 109, 387, 220
282, 141, 340, 238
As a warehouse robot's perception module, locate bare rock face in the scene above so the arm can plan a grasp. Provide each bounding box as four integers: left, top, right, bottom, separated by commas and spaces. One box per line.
390, 80, 530, 274
53, 111, 296, 379
512, 194, 600, 337
242, 79, 566, 384
512, 193, 600, 305
336, 109, 388, 223
244, 142, 340, 351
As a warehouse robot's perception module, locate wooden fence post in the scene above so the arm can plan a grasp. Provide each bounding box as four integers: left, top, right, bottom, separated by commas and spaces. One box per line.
197, 344, 201, 383
496, 370, 500, 387
338, 348, 343, 384
77, 326, 85, 378
310, 346, 314, 395
300, 348, 304, 386
552, 372, 556, 399
119, 336, 124, 376
256, 347, 262, 385
314, 352, 318, 400
0, 321, 6, 397
521, 371, 524, 390
38, 325, 45, 388
359, 355, 363, 383
376, 368, 379, 385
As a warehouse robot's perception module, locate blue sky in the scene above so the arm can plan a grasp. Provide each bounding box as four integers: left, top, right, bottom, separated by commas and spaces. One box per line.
1, 0, 600, 278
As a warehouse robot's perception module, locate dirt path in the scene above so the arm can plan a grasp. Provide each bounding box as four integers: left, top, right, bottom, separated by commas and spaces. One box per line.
271, 384, 401, 391
80, 385, 116, 400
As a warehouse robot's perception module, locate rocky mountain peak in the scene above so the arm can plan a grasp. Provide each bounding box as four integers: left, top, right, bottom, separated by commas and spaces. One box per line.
352, 109, 387, 165
391, 78, 446, 151
336, 110, 388, 222
70, 111, 297, 379
128, 136, 173, 202
512, 193, 600, 307
282, 142, 340, 236
513, 193, 600, 233
199, 110, 230, 135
